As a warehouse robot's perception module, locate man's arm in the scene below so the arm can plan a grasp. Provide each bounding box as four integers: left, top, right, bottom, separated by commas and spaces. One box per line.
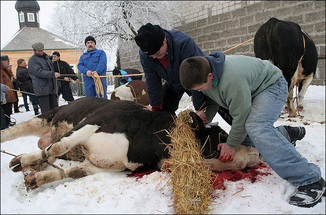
95, 50, 107, 75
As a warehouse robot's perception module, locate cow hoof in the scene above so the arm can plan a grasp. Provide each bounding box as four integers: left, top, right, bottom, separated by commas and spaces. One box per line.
24, 171, 38, 191
9, 155, 23, 172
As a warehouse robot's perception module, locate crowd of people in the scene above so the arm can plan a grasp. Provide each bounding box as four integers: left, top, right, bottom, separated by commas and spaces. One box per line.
0, 23, 324, 208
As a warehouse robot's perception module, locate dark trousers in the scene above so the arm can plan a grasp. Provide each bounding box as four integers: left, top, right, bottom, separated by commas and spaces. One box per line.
1, 105, 8, 130
2, 102, 13, 126
161, 84, 188, 115
58, 84, 74, 102
37, 94, 58, 114
13, 91, 19, 112
22, 91, 39, 111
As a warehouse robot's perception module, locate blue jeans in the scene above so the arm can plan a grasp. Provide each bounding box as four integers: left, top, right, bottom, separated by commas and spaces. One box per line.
22, 91, 39, 111
242, 76, 321, 187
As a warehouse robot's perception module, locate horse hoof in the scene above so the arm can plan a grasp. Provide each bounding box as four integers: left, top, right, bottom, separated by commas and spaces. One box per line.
9, 155, 23, 172
24, 171, 38, 191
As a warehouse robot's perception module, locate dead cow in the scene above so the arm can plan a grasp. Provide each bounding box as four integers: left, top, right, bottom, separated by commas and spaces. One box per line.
254, 17, 318, 117
1, 97, 260, 190
110, 80, 149, 105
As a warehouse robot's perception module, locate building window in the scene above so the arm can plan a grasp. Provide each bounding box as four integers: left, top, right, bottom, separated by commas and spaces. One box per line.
27, 13, 35, 22
19, 11, 25, 23
36, 12, 39, 23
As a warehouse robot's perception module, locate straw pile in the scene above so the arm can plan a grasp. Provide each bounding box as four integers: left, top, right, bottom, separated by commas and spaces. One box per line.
164, 110, 213, 214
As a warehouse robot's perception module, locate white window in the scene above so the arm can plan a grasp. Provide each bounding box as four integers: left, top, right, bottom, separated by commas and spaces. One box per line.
27, 13, 35, 22
19, 11, 24, 23
36, 12, 39, 23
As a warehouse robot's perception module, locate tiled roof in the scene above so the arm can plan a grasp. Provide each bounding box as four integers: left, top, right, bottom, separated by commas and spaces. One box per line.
1, 27, 82, 51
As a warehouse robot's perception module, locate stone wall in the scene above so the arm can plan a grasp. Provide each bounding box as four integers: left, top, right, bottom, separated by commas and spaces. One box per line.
119, 1, 325, 85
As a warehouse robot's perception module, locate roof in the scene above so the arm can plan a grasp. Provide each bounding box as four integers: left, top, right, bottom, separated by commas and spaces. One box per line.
15, 0, 40, 12
1, 27, 82, 51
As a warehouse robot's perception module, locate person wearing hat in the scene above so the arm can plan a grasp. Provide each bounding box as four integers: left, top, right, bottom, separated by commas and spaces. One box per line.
134, 23, 232, 123
52, 51, 81, 103
28, 42, 61, 114
77, 36, 107, 98
1, 55, 17, 127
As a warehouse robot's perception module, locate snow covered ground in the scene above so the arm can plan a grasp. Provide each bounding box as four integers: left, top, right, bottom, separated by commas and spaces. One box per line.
1, 85, 325, 214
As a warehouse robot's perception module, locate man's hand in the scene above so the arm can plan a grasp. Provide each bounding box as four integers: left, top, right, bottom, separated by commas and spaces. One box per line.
54, 72, 61, 78
218, 143, 235, 162
196, 110, 210, 125
64, 77, 70, 81
75, 79, 81, 83
86, 70, 93, 77
143, 105, 152, 111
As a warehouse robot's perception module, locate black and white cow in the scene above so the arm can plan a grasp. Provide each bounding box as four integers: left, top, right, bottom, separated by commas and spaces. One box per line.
1, 97, 260, 190
254, 17, 318, 117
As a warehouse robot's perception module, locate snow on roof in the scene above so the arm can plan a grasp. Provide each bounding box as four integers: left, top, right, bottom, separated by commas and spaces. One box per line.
1, 27, 82, 51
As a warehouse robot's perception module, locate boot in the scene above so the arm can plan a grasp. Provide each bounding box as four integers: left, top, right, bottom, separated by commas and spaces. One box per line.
33, 104, 39, 115
283, 126, 306, 146
289, 178, 326, 208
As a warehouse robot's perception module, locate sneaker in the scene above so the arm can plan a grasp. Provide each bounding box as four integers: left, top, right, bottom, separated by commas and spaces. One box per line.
9, 121, 16, 126
283, 126, 306, 146
289, 178, 326, 208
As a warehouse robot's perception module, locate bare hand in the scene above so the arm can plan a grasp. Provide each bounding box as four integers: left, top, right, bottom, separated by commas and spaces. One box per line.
54, 72, 61, 78
218, 143, 235, 162
143, 105, 152, 111
86, 70, 93, 77
64, 77, 70, 81
196, 110, 210, 125
75, 79, 81, 83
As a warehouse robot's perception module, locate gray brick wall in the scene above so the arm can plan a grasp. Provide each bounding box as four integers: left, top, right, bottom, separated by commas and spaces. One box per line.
119, 1, 325, 85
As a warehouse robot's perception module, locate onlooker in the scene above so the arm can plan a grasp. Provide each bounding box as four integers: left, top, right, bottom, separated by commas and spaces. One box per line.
1, 83, 11, 130
112, 68, 132, 86
1, 55, 17, 127
113, 68, 142, 86
9, 63, 21, 113
179, 52, 325, 208
134, 23, 232, 120
16, 58, 39, 115
28, 42, 60, 114
77, 36, 107, 98
52, 51, 81, 103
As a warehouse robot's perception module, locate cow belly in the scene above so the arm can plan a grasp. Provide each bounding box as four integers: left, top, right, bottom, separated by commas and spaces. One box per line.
84, 132, 142, 171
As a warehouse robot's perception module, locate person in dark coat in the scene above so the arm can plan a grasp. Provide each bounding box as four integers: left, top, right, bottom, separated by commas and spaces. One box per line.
16, 58, 39, 115
28, 42, 60, 114
1, 55, 17, 127
52, 51, 80, 102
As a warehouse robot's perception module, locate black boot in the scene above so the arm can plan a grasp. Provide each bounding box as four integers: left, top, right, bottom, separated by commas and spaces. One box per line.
283, 126, 306, 146
289, 178, 326, 208
33, 104, 39, 115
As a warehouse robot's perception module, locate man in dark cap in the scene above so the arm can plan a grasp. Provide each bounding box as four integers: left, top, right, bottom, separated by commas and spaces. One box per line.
52, 51, 81, 103
77, 36, 107, 98
28, 42, 60, 114
135, 23, 224, 120
1, 55, 17, 127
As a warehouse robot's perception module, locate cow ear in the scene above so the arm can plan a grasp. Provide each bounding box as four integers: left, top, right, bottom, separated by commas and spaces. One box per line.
189, 112, 205, 131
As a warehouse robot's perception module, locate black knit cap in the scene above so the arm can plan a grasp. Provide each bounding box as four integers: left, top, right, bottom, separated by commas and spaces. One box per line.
135, 23, 165, 55
85, 36, 96, 45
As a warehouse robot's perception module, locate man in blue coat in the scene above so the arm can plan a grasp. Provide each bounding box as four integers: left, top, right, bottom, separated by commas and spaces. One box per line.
77, 36, 107, 98
135, 23, 209, 115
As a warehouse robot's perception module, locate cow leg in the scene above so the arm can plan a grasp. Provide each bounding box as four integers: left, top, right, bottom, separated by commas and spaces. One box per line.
297, 73, 313, 111
287, 69, 299, 117
205, 145, 261, 172
24, 163, 111, 190
38, 131, 51, 149
9, 124, 100, 172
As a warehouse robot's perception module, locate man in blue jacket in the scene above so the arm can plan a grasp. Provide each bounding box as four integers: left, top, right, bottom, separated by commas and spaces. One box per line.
135, 23, 212, 116
78, 36, 107, 98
